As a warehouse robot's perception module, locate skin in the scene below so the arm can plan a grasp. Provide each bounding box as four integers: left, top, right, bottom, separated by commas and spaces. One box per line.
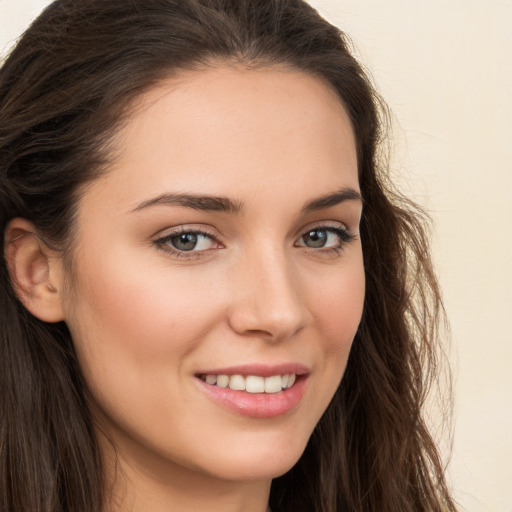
12, 65, 365, 511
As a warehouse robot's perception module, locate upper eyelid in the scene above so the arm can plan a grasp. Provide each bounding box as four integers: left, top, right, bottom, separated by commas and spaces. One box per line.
153, 225, 219, 240
153, 221, 349, 238
296, 225, 354, 243
295, 220, 350, 238
153, 221, 352, 240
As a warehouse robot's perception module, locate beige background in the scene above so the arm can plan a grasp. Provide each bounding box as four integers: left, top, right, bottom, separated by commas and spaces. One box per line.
1, 1, 511, 510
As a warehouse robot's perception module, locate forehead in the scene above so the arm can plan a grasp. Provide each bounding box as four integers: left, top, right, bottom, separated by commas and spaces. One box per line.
85, 65, 359, 213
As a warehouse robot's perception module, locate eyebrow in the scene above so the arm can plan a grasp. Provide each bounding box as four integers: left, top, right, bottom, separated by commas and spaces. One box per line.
131, 193, 244, 214
131, 187, 362, 215
301, 187, 362, 213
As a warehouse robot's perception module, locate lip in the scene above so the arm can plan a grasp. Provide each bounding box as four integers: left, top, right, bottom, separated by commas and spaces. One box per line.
195, 363, 310, 419
196, 362, 310, 378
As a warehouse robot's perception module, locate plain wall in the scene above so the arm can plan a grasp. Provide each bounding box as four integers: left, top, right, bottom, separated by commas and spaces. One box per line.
1, 1, 511, 510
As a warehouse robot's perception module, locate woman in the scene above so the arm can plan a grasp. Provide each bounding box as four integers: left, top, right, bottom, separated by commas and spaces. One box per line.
0, 1, 456, 511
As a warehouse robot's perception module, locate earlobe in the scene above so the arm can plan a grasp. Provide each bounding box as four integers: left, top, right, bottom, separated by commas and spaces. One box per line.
4, 218, 65, 323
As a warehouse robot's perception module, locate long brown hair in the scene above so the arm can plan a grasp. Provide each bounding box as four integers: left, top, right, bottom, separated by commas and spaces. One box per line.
0, 1, 455, 511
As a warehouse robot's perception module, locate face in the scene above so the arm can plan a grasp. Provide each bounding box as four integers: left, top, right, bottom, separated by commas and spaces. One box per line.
60, 66, 365, 486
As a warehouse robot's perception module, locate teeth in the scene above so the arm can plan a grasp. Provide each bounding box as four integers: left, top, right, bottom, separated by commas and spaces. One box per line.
229, 375, 245, 391
216, 374, 229, 388
264, 375, 282, 393
202, 373, 297, 393
246, 375, 265, 393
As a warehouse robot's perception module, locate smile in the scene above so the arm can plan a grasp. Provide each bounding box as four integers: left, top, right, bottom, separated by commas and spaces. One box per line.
199, 373, 296, 393
196, 365, 309, 418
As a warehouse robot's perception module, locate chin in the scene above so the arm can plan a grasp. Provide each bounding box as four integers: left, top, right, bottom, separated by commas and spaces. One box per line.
196, 431, 311, 483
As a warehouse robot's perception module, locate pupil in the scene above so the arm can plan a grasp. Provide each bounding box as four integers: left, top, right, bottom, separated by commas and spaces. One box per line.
305, 230, 327, 248
172, 233, 198, 251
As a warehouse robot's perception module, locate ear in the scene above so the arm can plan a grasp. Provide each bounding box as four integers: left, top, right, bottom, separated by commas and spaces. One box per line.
4, 218, 65, 323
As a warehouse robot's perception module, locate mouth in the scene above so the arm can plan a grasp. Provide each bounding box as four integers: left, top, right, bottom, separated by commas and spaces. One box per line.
195, 364, 309, 418
198, 373, 297, 393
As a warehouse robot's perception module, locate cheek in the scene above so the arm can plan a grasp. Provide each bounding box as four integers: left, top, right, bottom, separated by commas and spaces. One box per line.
63, 255, 229, 457
64, 250, 223, 401
71, 251, 215, 341
309, 258, 365, 351
301, 253, 365, 412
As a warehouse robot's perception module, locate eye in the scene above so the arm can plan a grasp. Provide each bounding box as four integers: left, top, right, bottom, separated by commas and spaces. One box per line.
301, 229, 330, 248
154, 228, 221, 256
169, 232, 211, 251
296, 225, 355, 251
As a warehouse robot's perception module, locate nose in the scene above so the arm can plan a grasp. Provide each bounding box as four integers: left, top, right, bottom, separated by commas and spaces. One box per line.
227, 247, 311, 342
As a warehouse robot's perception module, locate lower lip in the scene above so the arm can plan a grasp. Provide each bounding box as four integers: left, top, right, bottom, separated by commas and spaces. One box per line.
197, 376, 308, 419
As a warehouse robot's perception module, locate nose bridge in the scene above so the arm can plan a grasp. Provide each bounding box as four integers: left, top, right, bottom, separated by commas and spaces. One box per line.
228, 242, 309, 340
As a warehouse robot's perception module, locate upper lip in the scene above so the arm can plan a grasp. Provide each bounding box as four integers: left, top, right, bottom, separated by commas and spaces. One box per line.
196, 363, 310, 377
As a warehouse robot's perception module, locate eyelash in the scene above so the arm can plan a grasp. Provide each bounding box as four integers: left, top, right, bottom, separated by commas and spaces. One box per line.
153, 227, 219, 260
153, 224, 356, 260
295, 225, 356, 255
